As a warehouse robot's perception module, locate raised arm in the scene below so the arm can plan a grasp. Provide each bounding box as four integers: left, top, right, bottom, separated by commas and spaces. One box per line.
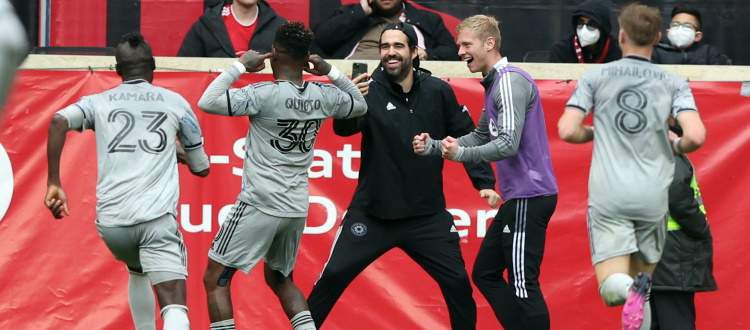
197, 52, 271, 116
305, 55, 367, 119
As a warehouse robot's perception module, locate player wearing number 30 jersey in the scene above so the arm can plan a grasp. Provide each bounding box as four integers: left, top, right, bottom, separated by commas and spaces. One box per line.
197, 22, 367, 330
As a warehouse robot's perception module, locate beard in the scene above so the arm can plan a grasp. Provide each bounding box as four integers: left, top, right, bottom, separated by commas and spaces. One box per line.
373, 0, 403, 18
381, 54, 412, 82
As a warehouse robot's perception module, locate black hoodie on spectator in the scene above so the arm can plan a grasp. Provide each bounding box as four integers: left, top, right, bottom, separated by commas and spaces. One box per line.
549, 0, 622, 63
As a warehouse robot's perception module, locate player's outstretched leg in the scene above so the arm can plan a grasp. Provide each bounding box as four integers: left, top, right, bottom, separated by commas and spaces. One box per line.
264, 264, 315, 330
128, 269, 156, 330
203, 258, 237, 329
622, 272, 652, 330
152, 277, 189, 330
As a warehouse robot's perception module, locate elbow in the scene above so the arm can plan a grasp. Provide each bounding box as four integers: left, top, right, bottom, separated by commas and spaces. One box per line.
50, 114, 68, 129
196, 97, 212, 113
557, 125, 576, 143
192, 168, 210, 177
683, 129, 706, 150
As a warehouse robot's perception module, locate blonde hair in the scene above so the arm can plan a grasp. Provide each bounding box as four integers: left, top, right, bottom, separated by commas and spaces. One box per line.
618, 3, 662, 46
456, 15, 502, 50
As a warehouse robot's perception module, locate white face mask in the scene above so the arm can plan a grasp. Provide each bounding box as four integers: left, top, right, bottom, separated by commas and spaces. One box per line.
577, 27, 600, 47
668, 26, 696, 49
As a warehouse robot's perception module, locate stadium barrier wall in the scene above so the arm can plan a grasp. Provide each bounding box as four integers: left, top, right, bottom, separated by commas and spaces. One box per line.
0, 55, 748, 329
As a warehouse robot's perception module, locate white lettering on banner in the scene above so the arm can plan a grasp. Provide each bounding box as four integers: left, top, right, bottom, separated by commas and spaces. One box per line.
226, 138, 360, 179
179, 201, 495, 238
336, 144, 360, 179
476, 210, 498, 238
179, 196, 337, 233
180, 204, 213, 232
0, 143, 14, 221
449, 208, 471, 237
309, 149, 333, 178
304, 196, 337, 234
232, 138, 245, 176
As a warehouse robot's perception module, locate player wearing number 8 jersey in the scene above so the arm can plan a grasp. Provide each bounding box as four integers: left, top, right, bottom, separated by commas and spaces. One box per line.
45, 32, 210, 330
558, 4, 706, 330
197, 21, 367, 330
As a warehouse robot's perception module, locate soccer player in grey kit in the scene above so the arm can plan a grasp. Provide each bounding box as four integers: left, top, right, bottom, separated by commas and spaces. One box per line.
558, 4, 706, 330
45, 32, 210, 330
197, 22, 367, 330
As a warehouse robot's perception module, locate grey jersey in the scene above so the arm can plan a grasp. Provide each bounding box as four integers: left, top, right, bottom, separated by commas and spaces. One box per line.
566, 56, 698, 220
57, 80, 207, 226
198, 64, 367, 217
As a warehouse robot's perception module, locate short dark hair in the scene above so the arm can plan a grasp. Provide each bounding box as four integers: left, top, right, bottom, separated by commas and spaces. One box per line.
115, 32, 155, 72
274, 21, 313, 61
671, 6, 702, 30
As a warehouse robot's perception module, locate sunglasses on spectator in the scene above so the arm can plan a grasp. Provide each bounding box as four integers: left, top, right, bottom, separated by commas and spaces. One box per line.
576, 20, 600, 31
670, 21, 699, 31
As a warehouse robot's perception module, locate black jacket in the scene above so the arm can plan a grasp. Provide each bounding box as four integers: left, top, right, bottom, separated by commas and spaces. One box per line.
549, 0, 621, 63
334, 67, 495, 219
652, 154, 718, 292
177, 0, 286, 57
314, 2, 459, 60
652, 40, 730, 65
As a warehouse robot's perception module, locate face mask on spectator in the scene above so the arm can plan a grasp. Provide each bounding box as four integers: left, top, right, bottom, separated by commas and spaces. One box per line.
668, 26, 696, 49
577, 26, 600, 47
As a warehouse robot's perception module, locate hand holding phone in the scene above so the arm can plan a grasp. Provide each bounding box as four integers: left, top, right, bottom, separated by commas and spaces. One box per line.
352, 62, 368, 79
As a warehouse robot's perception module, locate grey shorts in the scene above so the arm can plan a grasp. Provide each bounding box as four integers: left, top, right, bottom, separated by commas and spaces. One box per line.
97, 214, 187, 278
208, 200, 305, 276
587, 206, 667, 265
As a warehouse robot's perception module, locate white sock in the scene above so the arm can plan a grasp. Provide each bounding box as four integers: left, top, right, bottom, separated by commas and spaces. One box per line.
290, 311, 316, 330
128, 272, 156, 330
598, 273, 633, 307
210, 319, 235, 329
640, 295, 652, 329
160, 304, 189, 330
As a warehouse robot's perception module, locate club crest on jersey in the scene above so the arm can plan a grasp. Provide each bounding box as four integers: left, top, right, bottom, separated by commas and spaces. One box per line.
489, 118, 499, 137
350, 222, 367, 237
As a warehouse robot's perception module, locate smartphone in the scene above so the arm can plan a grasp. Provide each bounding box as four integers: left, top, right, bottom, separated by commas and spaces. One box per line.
352, 62, 368, 79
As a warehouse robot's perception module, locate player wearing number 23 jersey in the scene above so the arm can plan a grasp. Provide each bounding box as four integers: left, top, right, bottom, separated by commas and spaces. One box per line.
56, 80, 209, 227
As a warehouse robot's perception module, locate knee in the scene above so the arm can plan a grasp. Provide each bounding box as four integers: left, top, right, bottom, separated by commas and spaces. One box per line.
204, 266, 237, 292
599, 273, 633, 307
437, 268, 472, 291
471, 263, 495, 287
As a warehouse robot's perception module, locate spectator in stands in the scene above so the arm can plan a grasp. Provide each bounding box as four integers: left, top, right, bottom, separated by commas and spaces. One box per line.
651, 6, 730, 65
549, 0, 621, 64
314, 0, 459, 60
177, 0, 286, 57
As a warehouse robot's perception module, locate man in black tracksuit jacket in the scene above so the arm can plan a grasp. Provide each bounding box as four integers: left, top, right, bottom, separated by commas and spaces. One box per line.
307, 23, 495, 329
650, 151, 717, 329
177, 0, 285, 57
313, 0, 459, 60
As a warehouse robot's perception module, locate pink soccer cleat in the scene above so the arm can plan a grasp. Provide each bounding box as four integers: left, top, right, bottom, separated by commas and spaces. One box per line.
622, 272, 651, 330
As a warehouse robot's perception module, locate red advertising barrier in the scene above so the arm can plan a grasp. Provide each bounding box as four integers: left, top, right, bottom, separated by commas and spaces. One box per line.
0, 70, 747, 329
